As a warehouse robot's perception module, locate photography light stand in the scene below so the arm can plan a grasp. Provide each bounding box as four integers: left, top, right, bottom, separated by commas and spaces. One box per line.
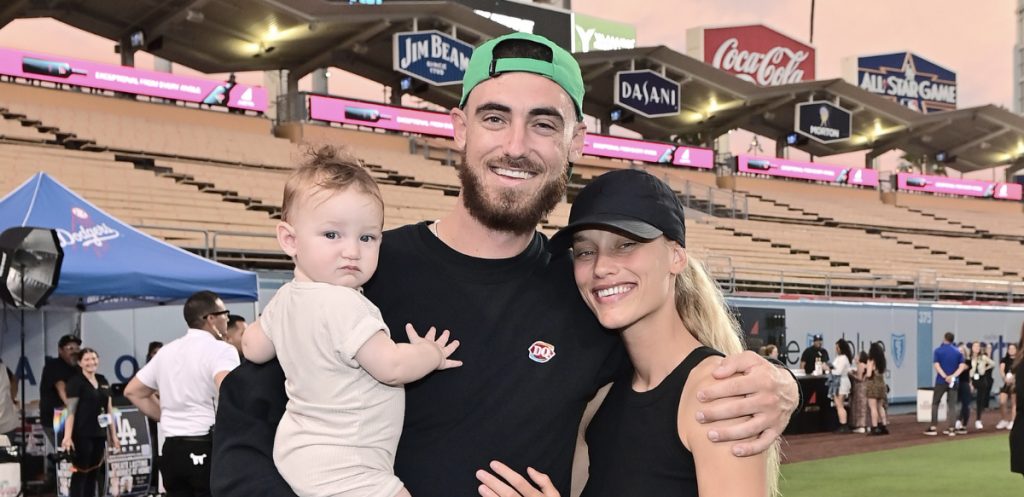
0, 227, 64, 497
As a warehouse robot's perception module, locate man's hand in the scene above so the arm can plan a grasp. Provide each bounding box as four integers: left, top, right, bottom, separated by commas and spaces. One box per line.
695, 350, 798, 457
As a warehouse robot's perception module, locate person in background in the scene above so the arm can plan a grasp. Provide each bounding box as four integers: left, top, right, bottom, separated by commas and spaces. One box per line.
759, 345, 778, 361
848, 351, 870, 434
971, 342, 995, 430
955, 343, 972, 435
125, 291, 240, 497
61, 348, 119, 497
148, 338, 163, 362
225, 315, 247, 356
1009, 322, 1023, 477
925, 333, 965, 437
0, 359, 18, 444
831, 340, 854, 433
143, 341, 163, 491
865, 342, 890, 436
999, 343, 1019, 431
800, 334, 830, 375
40, 334, 81, 490
41, 335, 82, 450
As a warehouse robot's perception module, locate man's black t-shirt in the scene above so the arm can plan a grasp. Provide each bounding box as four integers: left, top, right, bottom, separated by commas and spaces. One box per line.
212, 223, 625, 497
800, 346, 830, 375
39, 357, 78, 422
65, 373, 110, 439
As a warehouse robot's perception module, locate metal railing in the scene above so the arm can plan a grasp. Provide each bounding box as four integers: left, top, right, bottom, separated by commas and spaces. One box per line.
138, 222, 1024, 303
679, 181, 749, 219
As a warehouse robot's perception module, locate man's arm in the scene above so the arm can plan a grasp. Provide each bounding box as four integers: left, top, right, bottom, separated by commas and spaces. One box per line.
124, 377, 161, 421
55, 380, 69, 406
692, 351, 799, 457
211, 360, 298, 497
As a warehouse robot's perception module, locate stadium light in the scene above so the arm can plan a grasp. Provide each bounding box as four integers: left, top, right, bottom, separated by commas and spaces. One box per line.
0, 227, 63, 309
785, 132, 808, 146
609, 107, 634, 124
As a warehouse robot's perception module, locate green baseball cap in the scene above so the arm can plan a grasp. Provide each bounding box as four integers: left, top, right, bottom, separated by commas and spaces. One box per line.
460, 32, 584, 121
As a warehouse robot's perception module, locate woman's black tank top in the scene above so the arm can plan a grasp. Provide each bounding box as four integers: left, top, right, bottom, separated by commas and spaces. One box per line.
582, 346, 724, 497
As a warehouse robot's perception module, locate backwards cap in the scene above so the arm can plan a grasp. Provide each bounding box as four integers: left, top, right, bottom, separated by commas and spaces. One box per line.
460, 32, 584, 120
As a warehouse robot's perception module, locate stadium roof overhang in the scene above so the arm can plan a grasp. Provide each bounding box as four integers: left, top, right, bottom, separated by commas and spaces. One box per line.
7, 1, 1024, 176
889, 105, 1024, 174
737, 79, 923, 159
7, 0, 510, 107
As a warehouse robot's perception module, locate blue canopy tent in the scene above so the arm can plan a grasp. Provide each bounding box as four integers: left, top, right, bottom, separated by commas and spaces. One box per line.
0, 172, 258, 310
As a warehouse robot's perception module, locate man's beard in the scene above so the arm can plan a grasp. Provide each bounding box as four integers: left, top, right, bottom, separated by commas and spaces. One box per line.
456, 151, 567, 235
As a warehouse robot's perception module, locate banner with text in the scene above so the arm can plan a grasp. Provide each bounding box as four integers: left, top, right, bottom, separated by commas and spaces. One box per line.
737, 155, 878, 187
308, 95, 713, 168
105, 407, 154, 497
584, 134, 713, 169
308, 95, 455, 138
0, 47, 267, 112
845, 52, 956, 113
896, 173, 1022, 201
686, 24, 815, 86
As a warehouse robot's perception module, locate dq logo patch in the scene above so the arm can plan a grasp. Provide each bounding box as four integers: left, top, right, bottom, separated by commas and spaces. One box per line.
528, 341, 556, 363
891, 333, 906, 369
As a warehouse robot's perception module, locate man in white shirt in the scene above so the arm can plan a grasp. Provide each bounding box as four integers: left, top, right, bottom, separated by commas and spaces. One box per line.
125, 291, 240, 497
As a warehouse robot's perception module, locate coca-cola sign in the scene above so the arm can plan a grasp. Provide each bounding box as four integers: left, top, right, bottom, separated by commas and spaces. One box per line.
691, 25, 815, 86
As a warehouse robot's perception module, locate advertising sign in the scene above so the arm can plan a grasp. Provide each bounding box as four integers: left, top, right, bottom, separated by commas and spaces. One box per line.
460, 0, 572, 50
896, 173, 1022, 201
687, 25, 815, 86
737, 155, 879, 187
0, 47, 267, 112
308, 95, 455, 138
584, 134, 713, 169
571, 12, 637, 53
105, 407, 154, 497
846, 52, 956, 113
308, 95, 711, 168
795, 101, 852, 144
614, 70, 680, 118
393, 30, 473, 86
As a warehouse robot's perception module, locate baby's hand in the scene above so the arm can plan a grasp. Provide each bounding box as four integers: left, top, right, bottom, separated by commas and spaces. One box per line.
406, 324, 462, 370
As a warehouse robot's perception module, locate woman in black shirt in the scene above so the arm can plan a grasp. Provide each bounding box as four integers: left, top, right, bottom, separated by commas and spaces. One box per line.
60, 348, 119, 497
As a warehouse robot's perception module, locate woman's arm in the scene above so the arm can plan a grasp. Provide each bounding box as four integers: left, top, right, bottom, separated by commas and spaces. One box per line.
680, 357, 771, 497
107, 397, 120, 451
61, 397, 78, 450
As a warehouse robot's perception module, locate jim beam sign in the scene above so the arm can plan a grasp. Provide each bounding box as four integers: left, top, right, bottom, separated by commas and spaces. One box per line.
795, 101, 851, 144
687, 25, 815, 86
614, 70, 680, 118
393, 30, 473, 86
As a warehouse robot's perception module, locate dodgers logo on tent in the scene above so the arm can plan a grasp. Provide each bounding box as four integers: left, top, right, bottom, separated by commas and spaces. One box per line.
891, 333, 906, 368
58, 205, 120, 254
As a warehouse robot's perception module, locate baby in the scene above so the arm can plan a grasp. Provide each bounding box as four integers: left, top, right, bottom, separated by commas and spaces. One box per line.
243, 146, 461, 497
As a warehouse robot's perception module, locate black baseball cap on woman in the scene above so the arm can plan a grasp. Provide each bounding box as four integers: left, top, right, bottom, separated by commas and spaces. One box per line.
549, 169, 686, 253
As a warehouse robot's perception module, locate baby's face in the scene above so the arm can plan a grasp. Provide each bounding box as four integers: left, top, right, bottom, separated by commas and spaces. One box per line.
283, 187, 383, 289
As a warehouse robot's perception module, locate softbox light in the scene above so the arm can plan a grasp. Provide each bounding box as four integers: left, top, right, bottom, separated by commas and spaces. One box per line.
0, 227, 63, 309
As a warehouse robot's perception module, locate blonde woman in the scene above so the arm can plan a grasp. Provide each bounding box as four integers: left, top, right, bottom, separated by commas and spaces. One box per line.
478, 170, 779, 496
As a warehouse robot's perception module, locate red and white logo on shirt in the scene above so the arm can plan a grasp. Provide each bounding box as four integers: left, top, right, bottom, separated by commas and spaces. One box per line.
528, 341, 556, 363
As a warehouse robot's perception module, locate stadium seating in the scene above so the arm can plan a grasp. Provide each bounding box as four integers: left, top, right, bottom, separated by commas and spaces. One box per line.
2, 79, 1023, 302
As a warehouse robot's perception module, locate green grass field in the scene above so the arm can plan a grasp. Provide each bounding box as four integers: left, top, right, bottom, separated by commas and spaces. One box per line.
779, 434, 1022, 496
